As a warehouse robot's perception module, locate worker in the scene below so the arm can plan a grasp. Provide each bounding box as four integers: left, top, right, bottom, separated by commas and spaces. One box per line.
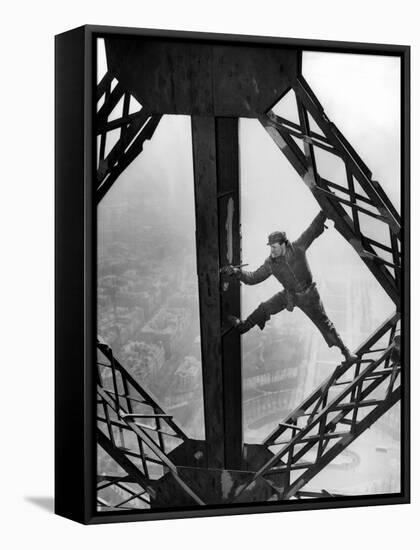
222, 211, 357, 363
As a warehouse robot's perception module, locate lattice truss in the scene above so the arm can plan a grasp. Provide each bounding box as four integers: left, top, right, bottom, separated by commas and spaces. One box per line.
96, 341, 204, 511
260, 75, 401, 305
95, 65, 402, 508
229, 314, 401, 502
96, 71, 162, 203
95, 69, 181, 512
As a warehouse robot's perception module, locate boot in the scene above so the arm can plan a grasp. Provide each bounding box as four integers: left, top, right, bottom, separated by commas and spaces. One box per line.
340, 346, 358, 364
330, 328, 357, 364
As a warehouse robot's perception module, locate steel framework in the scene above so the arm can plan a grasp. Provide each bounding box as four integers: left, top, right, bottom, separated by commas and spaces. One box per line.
94, 48, 402, 508
230, 313, 401, 502
260, 75, 401, 305
96, 71, 162, 203
96, 341, 205, 510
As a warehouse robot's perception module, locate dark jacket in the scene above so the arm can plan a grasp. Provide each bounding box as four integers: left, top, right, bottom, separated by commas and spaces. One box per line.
239, 211, 327, 292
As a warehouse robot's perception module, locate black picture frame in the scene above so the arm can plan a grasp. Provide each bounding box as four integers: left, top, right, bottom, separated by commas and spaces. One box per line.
55, 24, 410, 525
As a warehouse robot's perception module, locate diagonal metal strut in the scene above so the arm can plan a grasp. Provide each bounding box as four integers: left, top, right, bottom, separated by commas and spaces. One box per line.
260, 75, 401, 306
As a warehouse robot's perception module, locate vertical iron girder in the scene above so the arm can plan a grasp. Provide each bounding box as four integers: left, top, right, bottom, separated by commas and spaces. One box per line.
191, 116, 243, 470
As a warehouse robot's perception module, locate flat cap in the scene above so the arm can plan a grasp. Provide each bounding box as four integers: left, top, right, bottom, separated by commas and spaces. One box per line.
267, 231, 287, 245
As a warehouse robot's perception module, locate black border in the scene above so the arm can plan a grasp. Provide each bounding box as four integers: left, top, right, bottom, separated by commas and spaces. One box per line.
55, 24, 410, 525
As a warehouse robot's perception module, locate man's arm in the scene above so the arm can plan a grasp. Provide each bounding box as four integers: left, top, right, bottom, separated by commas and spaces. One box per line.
294, 211, 328, 251
238, 259, 272, 285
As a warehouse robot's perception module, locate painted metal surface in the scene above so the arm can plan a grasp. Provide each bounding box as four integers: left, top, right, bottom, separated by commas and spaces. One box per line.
105, 38, 298, 116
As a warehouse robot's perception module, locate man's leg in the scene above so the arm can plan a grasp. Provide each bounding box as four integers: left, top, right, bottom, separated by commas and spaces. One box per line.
297, 286, 356, 362
229, 291, 287, 334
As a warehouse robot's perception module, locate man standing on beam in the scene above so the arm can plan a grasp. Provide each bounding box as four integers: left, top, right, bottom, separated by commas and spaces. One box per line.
222, 210, 357, 363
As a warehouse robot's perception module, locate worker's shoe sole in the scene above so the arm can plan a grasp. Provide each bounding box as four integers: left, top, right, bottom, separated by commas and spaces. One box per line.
342, 352, 358, 364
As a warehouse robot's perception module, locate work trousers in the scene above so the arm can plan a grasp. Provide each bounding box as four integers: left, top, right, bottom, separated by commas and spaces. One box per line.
245, 283, 344, 349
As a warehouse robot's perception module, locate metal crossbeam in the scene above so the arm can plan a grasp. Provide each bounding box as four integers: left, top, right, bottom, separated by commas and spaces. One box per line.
95, 73, 162, 204
97, 342, 205, 509
97, 472, 151, 511
230, 314, 400, 502
260, 76, 401, 305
